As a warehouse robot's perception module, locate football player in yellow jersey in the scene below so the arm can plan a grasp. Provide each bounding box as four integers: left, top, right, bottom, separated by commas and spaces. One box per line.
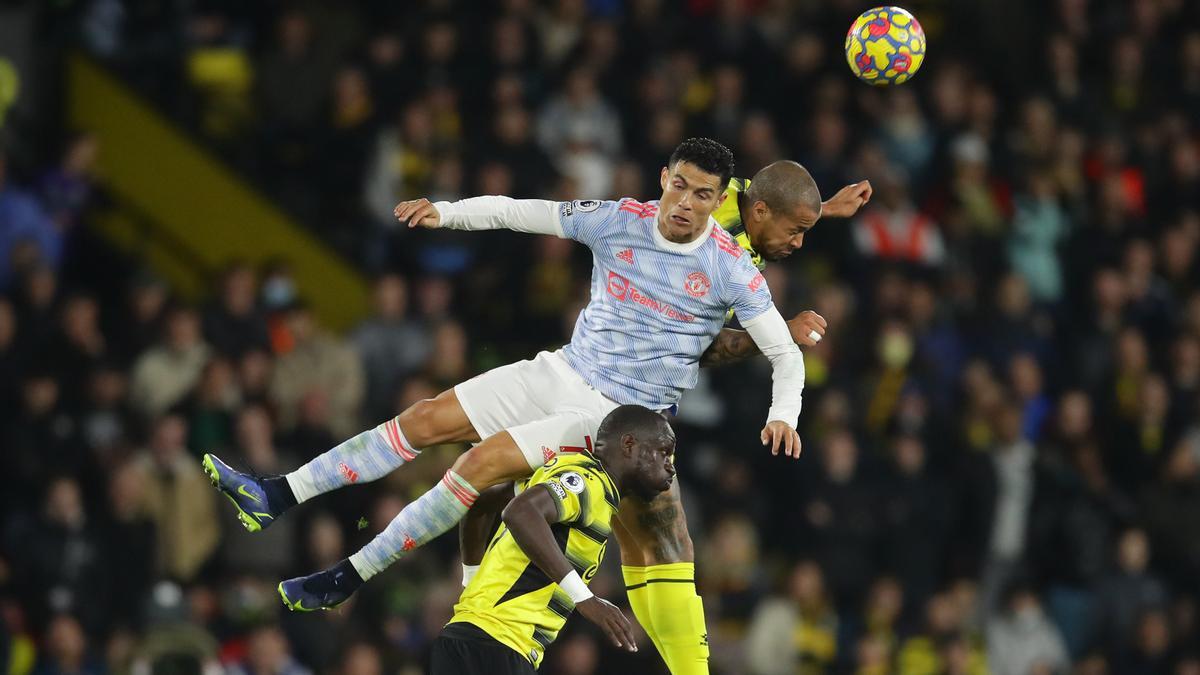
432, 405, 677, 674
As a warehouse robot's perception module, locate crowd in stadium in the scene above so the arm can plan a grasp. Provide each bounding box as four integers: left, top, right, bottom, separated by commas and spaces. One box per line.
3, 0, 1200, 673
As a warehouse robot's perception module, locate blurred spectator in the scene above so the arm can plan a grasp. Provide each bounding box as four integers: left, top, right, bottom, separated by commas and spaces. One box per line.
986, 585, 1070, 675
269, 302, 364, 439
103, 462, 156, 633
422, 320, 470, 391
38, 132, 98, 232
537, 68, 622, 197
482, 105, 558, 199
1116, 610, 1173, 675
320, 66, 378, 245
182, 356, 240, 454
0, 152, 59, 289
258, 10, 333, 214
338, 642, 382, 675
131, 414, 219, 582
851, 167, 945, 269
107, 271, 169, 366
32, 614, 103, 675
227, 624, 311, 675
981, 403, 1035, 617
8, 371, 75, 512
46, 293, 107, 410
351, 275, 431, 421
745, 560, 838, 675
19, 478, 107, 637
203, 262, 269, 359
796, 431, 881, 610
129, 306, 211, 419
1095, 528, 1168, 654
77, 362, 132, 463
880, 433, 950, 610
1009, 169, 1069, 304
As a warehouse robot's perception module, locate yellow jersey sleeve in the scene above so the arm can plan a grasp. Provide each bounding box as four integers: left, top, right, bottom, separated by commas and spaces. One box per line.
531, 460, 608, 526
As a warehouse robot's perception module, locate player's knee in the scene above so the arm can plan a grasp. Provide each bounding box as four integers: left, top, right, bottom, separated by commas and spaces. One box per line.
451, 439, 529, 491
398, 395, 459, 447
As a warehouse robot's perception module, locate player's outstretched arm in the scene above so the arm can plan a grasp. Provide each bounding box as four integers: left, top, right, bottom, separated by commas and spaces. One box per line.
394, 196, 565, 236
501, 486, 638, 652
699, 311, 828, 367
820, 180, 873, 219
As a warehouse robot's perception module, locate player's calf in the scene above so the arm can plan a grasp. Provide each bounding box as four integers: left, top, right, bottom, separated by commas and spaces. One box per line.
278, 432, 535, 611
214, 390, 481, 533
617, 484, 710, 674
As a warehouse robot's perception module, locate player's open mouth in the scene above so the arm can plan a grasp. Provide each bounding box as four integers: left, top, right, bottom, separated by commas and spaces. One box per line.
669, 214, 690, 227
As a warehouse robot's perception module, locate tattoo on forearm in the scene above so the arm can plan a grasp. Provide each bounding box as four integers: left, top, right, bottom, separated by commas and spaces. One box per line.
700, 328, 760, 367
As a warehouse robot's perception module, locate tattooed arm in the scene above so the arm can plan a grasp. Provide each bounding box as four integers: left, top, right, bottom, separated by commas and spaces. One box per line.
699, 310, 829, 368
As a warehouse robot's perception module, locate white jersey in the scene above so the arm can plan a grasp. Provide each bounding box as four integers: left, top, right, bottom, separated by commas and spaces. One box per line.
556, 198, 771, 409
433, 195, 805, 426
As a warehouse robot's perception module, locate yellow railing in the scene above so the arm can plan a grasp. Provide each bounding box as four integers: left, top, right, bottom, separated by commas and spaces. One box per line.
67, 55, 368, 330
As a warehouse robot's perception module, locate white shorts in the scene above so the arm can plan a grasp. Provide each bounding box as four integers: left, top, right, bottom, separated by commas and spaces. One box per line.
454, 350, 621, 470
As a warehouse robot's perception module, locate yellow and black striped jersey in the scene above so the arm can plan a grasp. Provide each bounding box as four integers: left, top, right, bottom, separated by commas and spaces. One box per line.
446, 452, 621, 668
711, 177, 765, 271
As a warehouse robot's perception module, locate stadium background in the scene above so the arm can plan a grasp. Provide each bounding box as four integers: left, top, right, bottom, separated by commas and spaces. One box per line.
2, 0, 1200, 673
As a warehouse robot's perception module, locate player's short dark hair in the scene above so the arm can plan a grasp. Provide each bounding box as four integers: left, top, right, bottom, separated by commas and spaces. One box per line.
668, 137, 735, 191
597, 404, 673, 447
746, 160, 822, 217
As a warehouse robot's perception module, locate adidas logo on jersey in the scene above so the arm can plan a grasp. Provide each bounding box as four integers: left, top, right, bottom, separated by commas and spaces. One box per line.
616, 248, 633, 264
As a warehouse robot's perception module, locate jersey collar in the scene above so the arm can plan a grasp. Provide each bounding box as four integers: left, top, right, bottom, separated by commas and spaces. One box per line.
651, 216, 716, 254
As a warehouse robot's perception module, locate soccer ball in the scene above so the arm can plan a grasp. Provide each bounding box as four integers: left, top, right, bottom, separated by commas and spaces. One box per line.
845, 6, 926, 86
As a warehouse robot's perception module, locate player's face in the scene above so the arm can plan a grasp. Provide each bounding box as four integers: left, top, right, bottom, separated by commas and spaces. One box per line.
631, 433, 677, 499
657, 162, 727, 243
754, 203, 819, 261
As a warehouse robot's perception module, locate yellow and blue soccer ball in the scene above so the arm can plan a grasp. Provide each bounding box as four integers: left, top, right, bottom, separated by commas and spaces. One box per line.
845, 6, 926, 86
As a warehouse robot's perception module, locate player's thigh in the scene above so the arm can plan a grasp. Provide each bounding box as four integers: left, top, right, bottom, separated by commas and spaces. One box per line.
616, 480, 695, 565
452, 352, 566, 441
451, 412, 598, 490
397, 387, 480, 446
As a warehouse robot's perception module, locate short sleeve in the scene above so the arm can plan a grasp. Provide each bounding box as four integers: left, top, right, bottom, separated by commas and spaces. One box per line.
727, 257, 773, 324
533, 465, 601, 525
557, 200, 618, 248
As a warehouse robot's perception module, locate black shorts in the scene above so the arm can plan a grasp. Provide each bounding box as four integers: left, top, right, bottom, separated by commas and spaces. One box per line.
430, 623, 537, 675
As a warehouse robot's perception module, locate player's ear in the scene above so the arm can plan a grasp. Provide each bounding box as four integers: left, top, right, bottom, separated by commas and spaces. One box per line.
754, 200, 770, 221
660, 167, 669, 191
621, 433, 636, 457
715, 190, 728, 208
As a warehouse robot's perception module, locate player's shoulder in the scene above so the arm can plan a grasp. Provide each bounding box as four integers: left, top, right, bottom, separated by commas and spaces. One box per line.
538, 454, 619, 506
559, 198, 656, 220
706, 219, 751, 267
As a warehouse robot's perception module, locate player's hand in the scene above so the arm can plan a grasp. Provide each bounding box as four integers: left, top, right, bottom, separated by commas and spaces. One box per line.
788, 310, 828, 348
393, 198, 441, 228
761, 420, 802, 459
821, 180, 872, 219
576, 597, 638, 652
